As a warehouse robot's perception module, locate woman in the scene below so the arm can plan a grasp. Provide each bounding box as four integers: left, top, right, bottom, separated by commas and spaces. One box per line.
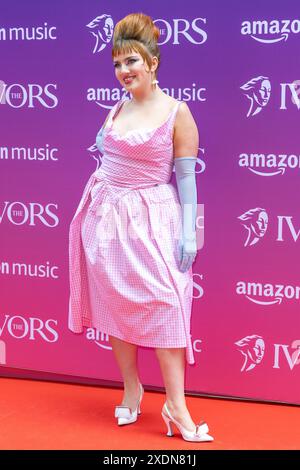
68, 12, 213, 443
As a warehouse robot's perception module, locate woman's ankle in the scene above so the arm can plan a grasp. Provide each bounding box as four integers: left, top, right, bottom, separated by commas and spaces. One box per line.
124, 380, 141, 394
166, 399, 188, 413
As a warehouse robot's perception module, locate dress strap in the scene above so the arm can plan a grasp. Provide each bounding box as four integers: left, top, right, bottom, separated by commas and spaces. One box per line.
101, 98, 125, 131
110, 98, 128, 122
99, 100, 121, 132
167, 100, 182, 133
172, 100, 182, 116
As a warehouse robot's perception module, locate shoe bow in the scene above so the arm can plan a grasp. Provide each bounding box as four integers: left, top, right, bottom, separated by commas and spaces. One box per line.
114, 406, 132, 419
195, 421, 209, 435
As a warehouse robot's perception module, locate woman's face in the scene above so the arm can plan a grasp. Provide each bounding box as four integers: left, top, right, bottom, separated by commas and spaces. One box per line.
113, 51, 153, 91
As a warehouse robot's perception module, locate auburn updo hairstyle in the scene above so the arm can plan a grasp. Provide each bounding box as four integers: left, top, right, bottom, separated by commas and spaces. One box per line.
112, 13, 161, 80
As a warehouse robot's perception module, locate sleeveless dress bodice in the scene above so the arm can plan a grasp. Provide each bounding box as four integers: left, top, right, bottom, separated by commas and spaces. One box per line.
95, 97, 179, 188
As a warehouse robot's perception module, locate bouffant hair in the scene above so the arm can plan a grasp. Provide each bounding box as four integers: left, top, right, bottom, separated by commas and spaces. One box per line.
112, 13, 160, 79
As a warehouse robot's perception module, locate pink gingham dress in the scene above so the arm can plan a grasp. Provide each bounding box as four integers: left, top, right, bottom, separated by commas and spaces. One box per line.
68, 97, 195, 365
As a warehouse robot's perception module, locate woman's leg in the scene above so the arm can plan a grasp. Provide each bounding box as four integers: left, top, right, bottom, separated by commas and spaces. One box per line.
109, 335, 142, 411
155, 347, 196, 431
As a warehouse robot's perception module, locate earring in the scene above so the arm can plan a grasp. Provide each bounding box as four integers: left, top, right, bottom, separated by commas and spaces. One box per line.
152, 79, 159, 85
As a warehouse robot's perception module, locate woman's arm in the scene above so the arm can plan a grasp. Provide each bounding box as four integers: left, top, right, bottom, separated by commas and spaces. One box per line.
96, 107, 114, 152
173, 102, 199, 272
173, 102, 199, 156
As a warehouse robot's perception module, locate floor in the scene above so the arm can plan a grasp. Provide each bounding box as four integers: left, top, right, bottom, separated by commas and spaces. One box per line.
0, 377, 299, 450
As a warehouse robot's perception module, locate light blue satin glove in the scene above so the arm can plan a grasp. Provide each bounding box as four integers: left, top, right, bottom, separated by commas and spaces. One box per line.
174, 157, 197, 272
96, 108, 112, 154
96, 126, 104, 154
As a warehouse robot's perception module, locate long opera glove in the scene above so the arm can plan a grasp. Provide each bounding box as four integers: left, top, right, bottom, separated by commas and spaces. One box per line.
174, 157, 197, 273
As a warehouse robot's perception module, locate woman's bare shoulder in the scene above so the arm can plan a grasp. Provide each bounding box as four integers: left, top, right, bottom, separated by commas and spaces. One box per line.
161, 95, 191, 116
161, 94, 179, 109
175, 99, 196, 123
173, 100, 199, 155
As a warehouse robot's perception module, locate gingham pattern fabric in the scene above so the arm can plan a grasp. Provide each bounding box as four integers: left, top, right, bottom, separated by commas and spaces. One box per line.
68, 97, 195, 365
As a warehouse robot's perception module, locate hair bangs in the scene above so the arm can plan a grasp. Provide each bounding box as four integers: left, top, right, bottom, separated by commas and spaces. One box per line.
112, 39, 142, 59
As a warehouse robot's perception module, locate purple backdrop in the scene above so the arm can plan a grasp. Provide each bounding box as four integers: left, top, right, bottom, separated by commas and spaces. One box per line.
1, 0, 300, 404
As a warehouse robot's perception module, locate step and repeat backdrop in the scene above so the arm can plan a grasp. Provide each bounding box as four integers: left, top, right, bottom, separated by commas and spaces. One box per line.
1, 0, 299, 404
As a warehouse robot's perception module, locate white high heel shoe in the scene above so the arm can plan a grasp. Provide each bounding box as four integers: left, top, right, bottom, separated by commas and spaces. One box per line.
161, 402, 214, 442
114, 383, 144, 426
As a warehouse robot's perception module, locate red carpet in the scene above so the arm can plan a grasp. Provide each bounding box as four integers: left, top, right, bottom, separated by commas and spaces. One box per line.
0, 377, 299, 450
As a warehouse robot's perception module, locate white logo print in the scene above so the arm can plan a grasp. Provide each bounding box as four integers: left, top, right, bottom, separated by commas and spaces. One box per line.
280, 80, 300, 110
86, 14, 114, 53
240, 76, 271, 117
0, 315, 58, 342
0, 144, 59, 162
273, 341, 300, 370
0, 340, 6, 365
0, 81, 58, 108
0, 80, 6, 104
0, 259, 59, 279
86, 16, 208, 51
235, 335, 265, 372
0, 201, 59, 227
238, 152, 300, 176
154, 17, 207, 45
0, 22, 57, 41
238, 208, 268, 246
86, 328, 112, 351
277, 215, 300, 243
236, 281, 300, 305
241, 19, 300, 44
87, 83, 207, 110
